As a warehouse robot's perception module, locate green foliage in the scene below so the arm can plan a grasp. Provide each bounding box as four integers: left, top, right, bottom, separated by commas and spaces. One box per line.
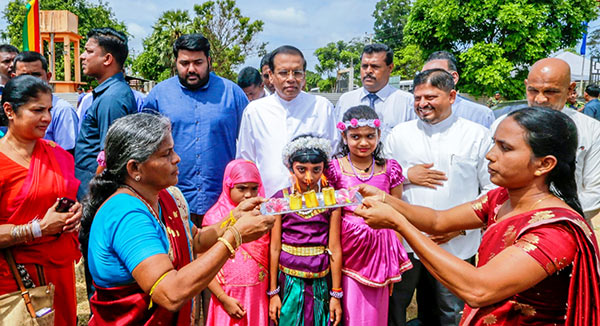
131, 9, 192, 81
2, 0, 127, 84
192, 0, 266, 81
372, 0, 412, 50
404, 0, 598, 99
313, 38, 365, 89
305, 70, 322, 91
133, 0, 264, 82
392, 44, 424, 79
317, 76, 336, 92
586, 28, 600, 57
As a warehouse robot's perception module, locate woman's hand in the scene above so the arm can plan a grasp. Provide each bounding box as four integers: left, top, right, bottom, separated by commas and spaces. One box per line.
221, 295, 246, 319
354, 198, 404, 230
62, 202, 82, 233
39, 200, 76, 236
355, 184, 386, 201
329, 297, 342, 326
269, 295, 281, 325
233, 197, 275, 243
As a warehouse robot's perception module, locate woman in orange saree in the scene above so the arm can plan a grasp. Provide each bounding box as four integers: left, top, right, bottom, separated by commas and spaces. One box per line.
0, 75, 82, 326
354, 107, 600, 325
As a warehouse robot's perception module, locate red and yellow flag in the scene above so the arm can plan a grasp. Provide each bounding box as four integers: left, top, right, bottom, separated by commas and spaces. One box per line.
22, 0, 40, 52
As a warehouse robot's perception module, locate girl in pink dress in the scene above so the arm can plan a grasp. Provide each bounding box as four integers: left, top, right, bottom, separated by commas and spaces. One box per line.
202, 159, 270, 326
327, 105, 412, 325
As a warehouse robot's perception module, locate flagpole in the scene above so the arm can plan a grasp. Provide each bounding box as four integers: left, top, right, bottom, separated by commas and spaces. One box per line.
580, 21, 588, 97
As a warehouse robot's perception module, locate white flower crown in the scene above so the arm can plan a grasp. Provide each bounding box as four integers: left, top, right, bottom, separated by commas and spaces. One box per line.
282, 136, 332, 168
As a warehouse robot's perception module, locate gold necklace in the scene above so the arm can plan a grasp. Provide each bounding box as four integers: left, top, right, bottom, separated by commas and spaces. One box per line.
1, 138, 32, 165
529, 193, 554, 211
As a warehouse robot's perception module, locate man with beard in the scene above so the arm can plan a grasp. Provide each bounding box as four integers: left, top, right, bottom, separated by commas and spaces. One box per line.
142, 33, 248, 226
492, 58, 600, 220
385, 69, 494, 326
335, 43, 414, 141
75, 28, 137, 199
236, 45, 337, 197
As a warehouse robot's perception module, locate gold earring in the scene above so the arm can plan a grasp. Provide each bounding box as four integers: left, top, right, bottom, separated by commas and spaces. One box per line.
534, 171, 541, 176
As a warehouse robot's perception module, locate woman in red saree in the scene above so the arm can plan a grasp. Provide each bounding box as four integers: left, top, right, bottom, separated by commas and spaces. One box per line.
354, 107, 600, 325
0, 75, 82, 326
79, 113, 275, 325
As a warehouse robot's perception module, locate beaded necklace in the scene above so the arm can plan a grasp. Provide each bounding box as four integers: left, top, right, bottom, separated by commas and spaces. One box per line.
347, 153, 375, 182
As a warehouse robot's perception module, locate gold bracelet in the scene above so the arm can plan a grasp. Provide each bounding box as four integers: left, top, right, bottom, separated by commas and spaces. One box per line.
381, 192, 386, 204
216, 292, 226, 301
218, 237, 236, 258
227, 225, 242, 248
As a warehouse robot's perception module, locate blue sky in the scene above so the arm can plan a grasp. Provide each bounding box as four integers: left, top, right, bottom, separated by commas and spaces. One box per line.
102, 0, 380, 72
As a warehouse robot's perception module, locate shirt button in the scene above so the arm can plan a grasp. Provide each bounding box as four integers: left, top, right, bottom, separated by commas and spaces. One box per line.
196, 121, 199, 124
196, 138, 199, 142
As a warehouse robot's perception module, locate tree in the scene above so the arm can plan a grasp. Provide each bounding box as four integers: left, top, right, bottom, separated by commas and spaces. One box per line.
131, 10, 192, 81
2, 0, 126, 84
404, 0, 598, 99
372, 0, 412, 50
313, 37, 366, 91
192, 0, 265, 80
392, 44, 424, 79
586, 28, 600, 57
133, 0, 264, 82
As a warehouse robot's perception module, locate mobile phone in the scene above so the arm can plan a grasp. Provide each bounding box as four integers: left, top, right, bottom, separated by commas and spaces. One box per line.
56, 197, 76, 213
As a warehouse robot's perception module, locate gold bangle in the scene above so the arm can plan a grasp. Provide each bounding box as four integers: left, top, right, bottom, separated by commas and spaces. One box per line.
227, 225, 242, 248
382, 192, 386, 204
218, 237, 236, 258
216, 292, 226, 301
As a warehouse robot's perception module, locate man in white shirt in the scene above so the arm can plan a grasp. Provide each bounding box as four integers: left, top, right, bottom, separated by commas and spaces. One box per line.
335, 43, 414, 141
236, 45, 337, 197
492, 58, 600, 220
385, 69, 494, 326
423, 51, 495, 128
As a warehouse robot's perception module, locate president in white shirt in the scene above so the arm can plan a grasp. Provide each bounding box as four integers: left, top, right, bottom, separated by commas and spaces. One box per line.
236, 45, 337, 197
491, 58, 600, 220
385, 69, 494, 326
335, 43, 414, 142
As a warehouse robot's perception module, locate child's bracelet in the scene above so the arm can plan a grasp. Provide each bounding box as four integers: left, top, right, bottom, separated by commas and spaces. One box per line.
329, 289, 343, 299
267, 286, 280, 297
216, 292, 227, 301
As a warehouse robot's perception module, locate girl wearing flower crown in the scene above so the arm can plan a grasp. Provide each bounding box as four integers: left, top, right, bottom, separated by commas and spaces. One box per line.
328, 105, 412, 325
268, 135, 342, 326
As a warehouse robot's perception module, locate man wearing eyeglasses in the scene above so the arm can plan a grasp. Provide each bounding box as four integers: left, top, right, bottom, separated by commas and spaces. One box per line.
237, 45, 337, 197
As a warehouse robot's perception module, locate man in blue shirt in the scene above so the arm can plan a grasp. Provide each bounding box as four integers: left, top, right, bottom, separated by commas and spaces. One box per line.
583, 84, 600, 120
75, 28, 137, 199
13, 51, 79, 152
143, 34, 249, 226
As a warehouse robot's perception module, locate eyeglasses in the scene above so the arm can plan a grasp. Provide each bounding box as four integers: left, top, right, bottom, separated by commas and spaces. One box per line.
275, 70, 305, 80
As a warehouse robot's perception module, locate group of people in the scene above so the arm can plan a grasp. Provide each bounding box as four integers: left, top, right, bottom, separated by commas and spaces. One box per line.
0, 24, 599, 326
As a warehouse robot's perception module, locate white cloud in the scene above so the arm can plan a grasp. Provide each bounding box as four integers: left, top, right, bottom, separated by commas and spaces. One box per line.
263, 7, 308, 26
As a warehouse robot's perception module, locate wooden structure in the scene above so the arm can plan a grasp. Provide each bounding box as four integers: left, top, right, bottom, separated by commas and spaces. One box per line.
40, 10, 84, 92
